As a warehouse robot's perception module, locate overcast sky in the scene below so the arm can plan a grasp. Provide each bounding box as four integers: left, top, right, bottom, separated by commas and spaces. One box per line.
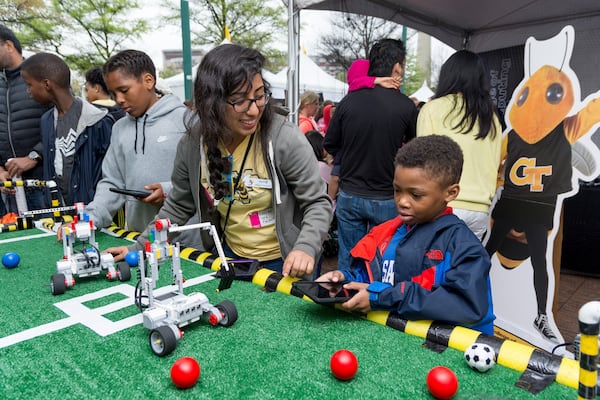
125, 5, 330, 71
123, 3, 453, 77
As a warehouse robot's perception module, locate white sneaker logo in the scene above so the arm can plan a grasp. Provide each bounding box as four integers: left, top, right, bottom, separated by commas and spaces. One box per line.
157, 136, 168, 143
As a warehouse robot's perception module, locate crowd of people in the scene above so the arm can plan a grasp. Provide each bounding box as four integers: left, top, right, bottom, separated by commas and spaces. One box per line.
1, 23, 504, 335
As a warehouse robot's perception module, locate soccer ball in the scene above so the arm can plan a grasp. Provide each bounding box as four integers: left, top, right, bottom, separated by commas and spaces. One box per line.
464, 343, 496, 373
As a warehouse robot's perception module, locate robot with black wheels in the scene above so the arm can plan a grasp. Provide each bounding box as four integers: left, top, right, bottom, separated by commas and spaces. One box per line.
135, 219, 238, 356
50, 203, 131, 295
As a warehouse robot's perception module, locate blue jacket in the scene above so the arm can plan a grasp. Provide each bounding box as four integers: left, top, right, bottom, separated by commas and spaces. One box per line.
342, 209, 495, 335
41, 100, 114, 205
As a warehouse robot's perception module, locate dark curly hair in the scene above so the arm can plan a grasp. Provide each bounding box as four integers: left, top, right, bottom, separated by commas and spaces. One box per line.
368, 38, 406, 77
394, 135, 463, 187
190, 43, 273, 200
21, 52, 70, 89
85, 67, 109, 95
102, 49, 160, 94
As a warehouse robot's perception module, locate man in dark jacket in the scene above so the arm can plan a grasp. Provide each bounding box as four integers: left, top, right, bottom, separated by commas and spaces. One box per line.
324, 39, 417, 270
0, 24, 49, 215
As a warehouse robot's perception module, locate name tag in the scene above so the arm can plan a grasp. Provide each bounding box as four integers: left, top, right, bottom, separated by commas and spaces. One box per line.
244, 176, 272, 189
249, 208, 275, 228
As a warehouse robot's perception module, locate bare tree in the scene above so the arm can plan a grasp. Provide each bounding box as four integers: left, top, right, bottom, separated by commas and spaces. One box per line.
318, 12, 403, 70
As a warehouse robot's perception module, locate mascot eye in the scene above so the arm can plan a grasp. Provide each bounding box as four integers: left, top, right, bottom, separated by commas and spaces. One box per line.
546, 83, 564, 104
517, 86, 529, 106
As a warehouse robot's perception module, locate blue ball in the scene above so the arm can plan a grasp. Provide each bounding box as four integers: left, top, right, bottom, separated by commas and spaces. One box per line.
125, 251, 139, 267
2, 252, 20, 269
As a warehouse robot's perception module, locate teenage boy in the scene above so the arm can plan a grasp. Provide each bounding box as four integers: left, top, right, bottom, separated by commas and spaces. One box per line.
319, 135, 495, 335
84, 50, 198, 247
20, 53, 114, 206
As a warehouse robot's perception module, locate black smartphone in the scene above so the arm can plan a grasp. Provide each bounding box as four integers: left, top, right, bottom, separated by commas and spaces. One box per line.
292, 281, 358, 304
109, 187, 152, 198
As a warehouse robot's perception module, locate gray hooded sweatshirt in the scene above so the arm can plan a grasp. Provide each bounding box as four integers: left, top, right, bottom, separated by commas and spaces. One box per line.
86, 94, 188, 232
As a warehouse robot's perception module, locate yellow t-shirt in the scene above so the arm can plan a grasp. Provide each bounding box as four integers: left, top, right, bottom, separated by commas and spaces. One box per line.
215, 136, 281, 261
417, 94, 502, 212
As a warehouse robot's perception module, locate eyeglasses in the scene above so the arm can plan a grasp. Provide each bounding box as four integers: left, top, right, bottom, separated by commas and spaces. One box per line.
225, 92, 271, 113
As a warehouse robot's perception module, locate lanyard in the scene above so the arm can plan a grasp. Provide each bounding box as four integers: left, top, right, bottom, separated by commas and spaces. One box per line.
221, 133, 255, 243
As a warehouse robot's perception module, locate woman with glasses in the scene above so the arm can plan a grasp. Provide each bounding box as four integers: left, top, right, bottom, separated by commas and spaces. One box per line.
106, 44, 333, 278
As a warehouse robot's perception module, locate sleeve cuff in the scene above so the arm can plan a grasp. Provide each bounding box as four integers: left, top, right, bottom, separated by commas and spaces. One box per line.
367, 281, 393, 305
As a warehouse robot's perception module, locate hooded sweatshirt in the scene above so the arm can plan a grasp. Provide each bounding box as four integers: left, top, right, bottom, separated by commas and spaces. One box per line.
86, 94, 187, 232
40, 98, 114, 205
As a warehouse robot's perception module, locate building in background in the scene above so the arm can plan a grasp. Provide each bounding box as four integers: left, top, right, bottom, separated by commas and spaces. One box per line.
162, 49, 205, 75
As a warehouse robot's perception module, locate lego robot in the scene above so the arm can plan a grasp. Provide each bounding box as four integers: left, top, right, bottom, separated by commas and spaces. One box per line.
135, 219, 238, 356
50, 203, 131, 295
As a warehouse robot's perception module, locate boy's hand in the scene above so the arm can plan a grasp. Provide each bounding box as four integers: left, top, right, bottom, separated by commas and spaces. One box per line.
340, 282, 371, 313
282, 249, 314, 278
316, 270, 345, 282
141, 183, 164, 207
103, 246, 130, 262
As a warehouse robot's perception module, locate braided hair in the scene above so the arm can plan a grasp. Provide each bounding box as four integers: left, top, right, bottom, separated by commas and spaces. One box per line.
103, 49, 162, 95
190, 44, 273, 200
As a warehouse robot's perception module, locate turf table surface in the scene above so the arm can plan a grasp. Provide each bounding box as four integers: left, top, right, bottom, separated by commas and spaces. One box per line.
0, 228, 576, 399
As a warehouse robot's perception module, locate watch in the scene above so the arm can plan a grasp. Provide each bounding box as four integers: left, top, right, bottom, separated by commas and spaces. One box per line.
28, 151, 41, 162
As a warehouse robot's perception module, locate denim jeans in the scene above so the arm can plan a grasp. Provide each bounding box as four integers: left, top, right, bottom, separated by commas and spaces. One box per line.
26, 189, 47, 211
335, 190, 398, 270
222, 240, 284, 273
0, 196, 6, 216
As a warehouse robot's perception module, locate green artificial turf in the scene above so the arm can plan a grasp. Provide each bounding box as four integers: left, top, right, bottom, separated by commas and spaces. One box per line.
0, 229, 578, 399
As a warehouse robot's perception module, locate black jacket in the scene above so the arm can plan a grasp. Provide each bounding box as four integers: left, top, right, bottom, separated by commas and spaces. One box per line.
0, 63, 49, 179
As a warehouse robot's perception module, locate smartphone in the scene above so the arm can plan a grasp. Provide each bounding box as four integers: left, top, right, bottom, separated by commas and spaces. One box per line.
109, 187, 152, 198
292, 281, 358, 304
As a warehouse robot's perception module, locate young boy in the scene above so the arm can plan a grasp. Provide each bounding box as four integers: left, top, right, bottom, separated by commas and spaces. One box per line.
319, 135, 495, 335
20, 53, 114, 206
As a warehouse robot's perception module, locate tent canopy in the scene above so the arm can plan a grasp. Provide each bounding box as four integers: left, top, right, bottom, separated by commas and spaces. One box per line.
275, 52, 348, 102
295, 0, 600, 53
163, 66, 285, 102
162, 53, 347, 103
409, 81, 433, 103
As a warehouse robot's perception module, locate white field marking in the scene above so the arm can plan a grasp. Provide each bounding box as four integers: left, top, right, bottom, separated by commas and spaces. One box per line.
0, 231, 55, 245
0, 273, 216, 349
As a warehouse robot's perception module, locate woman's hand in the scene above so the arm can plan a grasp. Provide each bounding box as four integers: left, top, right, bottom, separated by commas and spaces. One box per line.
103, 246, 130, 262
282, 249, 315, 278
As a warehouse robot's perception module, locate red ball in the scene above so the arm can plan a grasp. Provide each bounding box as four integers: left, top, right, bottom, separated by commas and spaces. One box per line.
426, 366, 458, 399
330, 349, 358, 380
170, 357, 201, 389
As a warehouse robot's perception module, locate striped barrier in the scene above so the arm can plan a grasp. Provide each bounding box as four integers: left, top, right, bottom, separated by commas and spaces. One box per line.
104, 226, 582, 394
577, 301, 600, 399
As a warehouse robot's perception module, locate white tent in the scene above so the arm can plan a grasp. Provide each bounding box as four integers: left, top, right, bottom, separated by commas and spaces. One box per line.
275, 52, 348, 102
163, 66, 285, 102
162, 54, 347, 103
409, 81, 434, 103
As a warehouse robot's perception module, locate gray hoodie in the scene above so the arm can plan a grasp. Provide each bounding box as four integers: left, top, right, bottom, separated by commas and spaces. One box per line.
86, 94, 188, 232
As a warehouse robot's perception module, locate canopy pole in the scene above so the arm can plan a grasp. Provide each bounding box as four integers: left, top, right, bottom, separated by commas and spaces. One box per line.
287, 1, 300, 124
180, 0, 193, 101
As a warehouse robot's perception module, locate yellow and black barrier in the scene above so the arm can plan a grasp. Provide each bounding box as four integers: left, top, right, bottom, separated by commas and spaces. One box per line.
577, 301, 600, 399
103, 226, 582, 394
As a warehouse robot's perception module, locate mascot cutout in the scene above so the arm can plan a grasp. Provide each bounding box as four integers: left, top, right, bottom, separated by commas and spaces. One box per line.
486, 25, 600, 352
